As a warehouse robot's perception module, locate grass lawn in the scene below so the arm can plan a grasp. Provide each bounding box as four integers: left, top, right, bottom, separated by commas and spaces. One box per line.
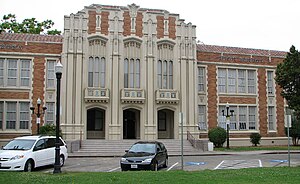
214, 145, 300, 152
0, 167, 299, 184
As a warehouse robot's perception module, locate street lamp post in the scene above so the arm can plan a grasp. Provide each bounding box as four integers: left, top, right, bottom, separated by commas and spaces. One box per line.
222, 102, 234, 149
53, 61, 63, 174
30, 98, 47, 135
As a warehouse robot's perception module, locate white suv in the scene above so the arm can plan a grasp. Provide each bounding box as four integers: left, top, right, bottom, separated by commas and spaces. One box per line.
0, 135, 68, 172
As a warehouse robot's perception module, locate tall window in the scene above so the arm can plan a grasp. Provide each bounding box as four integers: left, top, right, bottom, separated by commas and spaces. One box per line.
198, 105, 207, 130
124, 58, 140, 88
218, 68, 256, 94
157, 60, 173, 89
0, 59, 4, 86
0, 58, 31, 88
0, 102, 3, 129
7, 59, 17, 86
19, 102, 29, 129
218, 105, 257, 131
46, 102, 55, 125
198, 67, 205, 92
268, 106, 275, 131
47, 60, 55, 88
238, 70, 246, 93
267, 71, 274, 95
88, 57, 106, 88
20, 59, 30, 87
6, 102, 16, 129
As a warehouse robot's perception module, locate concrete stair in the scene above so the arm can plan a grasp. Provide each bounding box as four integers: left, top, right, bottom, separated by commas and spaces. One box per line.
69, 139, 203, 157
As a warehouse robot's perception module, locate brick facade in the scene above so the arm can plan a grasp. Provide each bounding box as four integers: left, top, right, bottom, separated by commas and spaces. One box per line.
0, 33, 62, 137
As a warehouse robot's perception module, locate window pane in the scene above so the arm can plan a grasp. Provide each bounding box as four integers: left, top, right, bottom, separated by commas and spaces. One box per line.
267, 71, 274, 95
248, 70, 256, 94
124, 59, 129, 88
20, 59, 30, 86
248, 107, 256, 130
46, 103, 55, 125
238, 70, 246, 93
268, 106, 275, 131
157, 61, 162, 89
169, 61, 173, 89
100, 57, 105, 88
0, 59, 4, 86
94, 57, 100, 87
136, 59, 140, 88
47, 60, 55, 88
218, 106, 226, 129
218, 69, 226, 93
6, 102, 16, 129
0, 102, 3, 129
7, 59, 17, 86
228, 69, 236, 93
198, 67, 205, 92
20, 102, 29, 129
163, 61, 167, 89
239, 106, 247, 130
198, 105, 206, 130
88, 57, 94, 87
129, 59, 134, 88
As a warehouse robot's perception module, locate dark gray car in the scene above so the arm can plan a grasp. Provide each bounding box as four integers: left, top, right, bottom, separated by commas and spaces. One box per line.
120, 141, 168, 171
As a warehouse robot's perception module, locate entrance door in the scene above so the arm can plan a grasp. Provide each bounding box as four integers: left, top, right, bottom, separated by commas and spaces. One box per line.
158, 109, 174, 139
123, 109, 140, 139
87, 108, 105, 139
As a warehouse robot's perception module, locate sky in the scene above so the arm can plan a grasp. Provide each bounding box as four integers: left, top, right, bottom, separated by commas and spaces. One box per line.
1, 0, 299, 52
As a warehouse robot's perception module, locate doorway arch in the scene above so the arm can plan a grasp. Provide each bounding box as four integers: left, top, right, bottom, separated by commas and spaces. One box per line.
123, 108, 140, 139
87, 108, 105, 139
157, 109, 174, 139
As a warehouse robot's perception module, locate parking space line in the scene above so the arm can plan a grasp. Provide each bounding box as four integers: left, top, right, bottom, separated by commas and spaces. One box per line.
214, 160, 224, 170
108, 167, 120, 172
259, 159, 262, 167
167, 162, 178, 171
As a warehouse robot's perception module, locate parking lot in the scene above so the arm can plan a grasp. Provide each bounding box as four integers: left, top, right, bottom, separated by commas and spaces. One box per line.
40, 152, 300, 173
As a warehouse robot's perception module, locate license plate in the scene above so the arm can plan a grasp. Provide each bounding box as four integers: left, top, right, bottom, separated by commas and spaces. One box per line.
131, 164, 138, 169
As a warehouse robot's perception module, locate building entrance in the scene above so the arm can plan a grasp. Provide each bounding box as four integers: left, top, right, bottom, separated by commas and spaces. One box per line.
87, 108, 105, 139
123, 109, 140, 139
158, 109, 174, 139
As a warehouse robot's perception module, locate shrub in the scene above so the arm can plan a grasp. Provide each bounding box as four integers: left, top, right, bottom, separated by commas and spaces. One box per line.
250, 133, 261, 146
208, 127, 227, 148
39, 124, 62, 137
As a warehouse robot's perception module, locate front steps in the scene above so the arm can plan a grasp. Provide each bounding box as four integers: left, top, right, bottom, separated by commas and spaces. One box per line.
68, 139, 203, 157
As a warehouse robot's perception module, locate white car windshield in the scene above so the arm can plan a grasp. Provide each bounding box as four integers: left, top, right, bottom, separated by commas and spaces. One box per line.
3, 139, 36, 150
129, 143, 156, 153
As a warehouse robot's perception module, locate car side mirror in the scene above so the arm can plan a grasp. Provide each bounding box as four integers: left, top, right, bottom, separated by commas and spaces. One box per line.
125, 150, 129, 153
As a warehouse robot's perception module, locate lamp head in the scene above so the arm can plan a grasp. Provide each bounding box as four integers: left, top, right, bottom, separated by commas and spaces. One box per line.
37, 98, 41, 105
55, 60, 63, 74
226, 102, 229, 108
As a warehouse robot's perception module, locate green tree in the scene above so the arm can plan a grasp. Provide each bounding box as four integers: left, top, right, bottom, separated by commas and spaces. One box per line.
275, 45, 300, 145
275, 45, 300, 112
0, 14, 61, 35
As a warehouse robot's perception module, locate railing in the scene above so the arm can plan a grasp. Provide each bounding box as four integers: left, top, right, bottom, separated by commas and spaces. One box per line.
187, 131, 209, 151
187, 131, 196, 147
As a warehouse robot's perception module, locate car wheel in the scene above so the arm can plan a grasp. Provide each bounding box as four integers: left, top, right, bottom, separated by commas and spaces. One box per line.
59, 155, 65, 167
151, 161, 158, 171
163, 158, 168, 168
24, 160, 34, 172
